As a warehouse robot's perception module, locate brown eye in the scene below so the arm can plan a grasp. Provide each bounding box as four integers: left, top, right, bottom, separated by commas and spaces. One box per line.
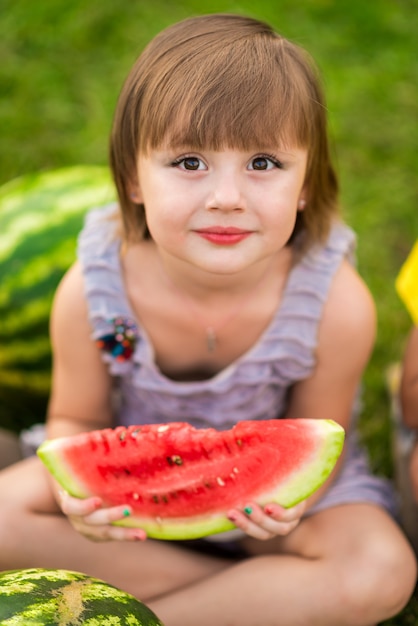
249, 155, 281, 171
172, 155, 207, 171
183, 157, 201, 170
252, 157, 269, 170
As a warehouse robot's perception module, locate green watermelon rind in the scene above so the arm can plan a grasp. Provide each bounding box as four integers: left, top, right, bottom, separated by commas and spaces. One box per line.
0, 568, 164, 625
0, 166, 116, 431
0, 166, 113, 247
38, 419, 344, 540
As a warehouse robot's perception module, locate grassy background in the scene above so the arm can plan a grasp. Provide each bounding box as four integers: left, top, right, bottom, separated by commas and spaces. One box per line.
1, 0, 418, 621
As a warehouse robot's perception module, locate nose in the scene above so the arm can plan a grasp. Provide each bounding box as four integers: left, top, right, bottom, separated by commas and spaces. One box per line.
205, 169, 245, 212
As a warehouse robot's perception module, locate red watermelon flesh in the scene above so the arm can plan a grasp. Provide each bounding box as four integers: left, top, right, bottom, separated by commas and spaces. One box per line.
37, 419, 344, 540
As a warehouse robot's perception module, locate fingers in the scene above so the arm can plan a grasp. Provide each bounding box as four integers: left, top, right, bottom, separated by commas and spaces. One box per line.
71, 517, 147, 543
227, 501, 306, 541
58, 490, 103, 517
264, 501, 306, 522
58, 490, 147, 542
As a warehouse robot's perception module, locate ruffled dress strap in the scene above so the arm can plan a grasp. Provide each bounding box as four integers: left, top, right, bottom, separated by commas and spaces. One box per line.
77, 204, 140, 376
249, 220, 357, 385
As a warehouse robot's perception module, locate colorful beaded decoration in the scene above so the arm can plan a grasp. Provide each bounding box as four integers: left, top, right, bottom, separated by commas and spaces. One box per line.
96, 317, 138, 362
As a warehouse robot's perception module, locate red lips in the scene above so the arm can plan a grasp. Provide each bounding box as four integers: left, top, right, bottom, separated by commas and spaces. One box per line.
194, 226, 252, 245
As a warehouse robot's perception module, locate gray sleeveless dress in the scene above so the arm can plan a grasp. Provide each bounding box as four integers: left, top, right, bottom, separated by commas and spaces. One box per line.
77, 204, 397, 537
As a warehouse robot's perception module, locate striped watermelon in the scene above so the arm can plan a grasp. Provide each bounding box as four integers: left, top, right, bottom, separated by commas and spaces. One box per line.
0, 568, 164, 625
0, 167, 115, 433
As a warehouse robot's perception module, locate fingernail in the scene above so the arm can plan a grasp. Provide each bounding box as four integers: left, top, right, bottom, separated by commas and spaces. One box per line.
244, 505, 253, 515
265, 504, 283, 516
133, 530, 146, 541
227, 512, 237, 522
123, 508, 131, 517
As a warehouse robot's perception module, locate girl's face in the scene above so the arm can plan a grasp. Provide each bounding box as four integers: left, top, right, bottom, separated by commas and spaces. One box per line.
132, 146, 308, 276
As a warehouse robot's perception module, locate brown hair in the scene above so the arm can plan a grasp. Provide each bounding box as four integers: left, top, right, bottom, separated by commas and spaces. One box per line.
110, 13, 339, 247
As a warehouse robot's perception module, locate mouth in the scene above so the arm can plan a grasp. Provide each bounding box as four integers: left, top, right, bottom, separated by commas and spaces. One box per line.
194, 226, 252, 245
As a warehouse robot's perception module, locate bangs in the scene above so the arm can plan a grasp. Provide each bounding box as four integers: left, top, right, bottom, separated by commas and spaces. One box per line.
137, 34, 321, 153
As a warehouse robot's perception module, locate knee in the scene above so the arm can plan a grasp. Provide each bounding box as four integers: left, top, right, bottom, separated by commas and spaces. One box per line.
0, 429, 22, 470
336, 531, 417, 625
0, 504, 23, 566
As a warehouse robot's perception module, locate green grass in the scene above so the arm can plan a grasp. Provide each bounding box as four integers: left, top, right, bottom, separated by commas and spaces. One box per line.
1, 0, 418, 622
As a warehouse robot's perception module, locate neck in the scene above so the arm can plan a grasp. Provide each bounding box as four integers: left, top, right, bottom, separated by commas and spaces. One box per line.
157, 251, 283, 303
156, 249, 289, 354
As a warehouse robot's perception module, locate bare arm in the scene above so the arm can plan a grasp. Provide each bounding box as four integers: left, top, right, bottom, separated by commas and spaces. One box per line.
43, 263, 145, 539
228, 260, 376, 538
400, 326, 418, 429
46, 261, 113, 439
286, 259, 376, 507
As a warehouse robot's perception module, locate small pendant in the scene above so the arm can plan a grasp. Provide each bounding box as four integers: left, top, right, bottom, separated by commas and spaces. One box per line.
206, 327, 217, 352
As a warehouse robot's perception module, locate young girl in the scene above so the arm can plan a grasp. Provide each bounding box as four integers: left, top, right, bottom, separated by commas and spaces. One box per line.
0, 13, 415, 625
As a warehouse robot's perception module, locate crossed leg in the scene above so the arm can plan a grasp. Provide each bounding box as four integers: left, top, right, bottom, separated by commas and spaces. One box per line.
0, 456, 416, 625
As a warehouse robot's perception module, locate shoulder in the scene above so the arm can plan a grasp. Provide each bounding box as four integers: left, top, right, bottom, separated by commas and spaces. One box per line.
78, 203, 122, 264
327, 260, 375, 326
319, 259, 376, 366
48, 262, 113, 433
287, 259, 375, 422
52, 262, 87, 316
50, 262, 91, 343
296, 220, 356, 267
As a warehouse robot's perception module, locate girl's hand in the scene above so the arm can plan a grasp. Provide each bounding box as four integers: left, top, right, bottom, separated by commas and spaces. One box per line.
227, 501, 307, 540
58, 490, 147, 542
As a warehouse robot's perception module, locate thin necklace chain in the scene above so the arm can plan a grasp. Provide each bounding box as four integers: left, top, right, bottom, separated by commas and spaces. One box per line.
161, 261, 276, 353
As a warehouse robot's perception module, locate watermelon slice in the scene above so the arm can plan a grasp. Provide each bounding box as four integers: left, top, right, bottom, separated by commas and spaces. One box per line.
37, 419, 344, 540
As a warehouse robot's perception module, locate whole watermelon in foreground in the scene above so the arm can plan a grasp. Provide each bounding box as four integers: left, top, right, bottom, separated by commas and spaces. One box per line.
0, 166, 114, 432
37, 419, 344, 540
0, 568, 164, 625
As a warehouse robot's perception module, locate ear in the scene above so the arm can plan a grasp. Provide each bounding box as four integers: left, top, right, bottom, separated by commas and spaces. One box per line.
127, 177, 143, 204
297, 187, 308, 211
